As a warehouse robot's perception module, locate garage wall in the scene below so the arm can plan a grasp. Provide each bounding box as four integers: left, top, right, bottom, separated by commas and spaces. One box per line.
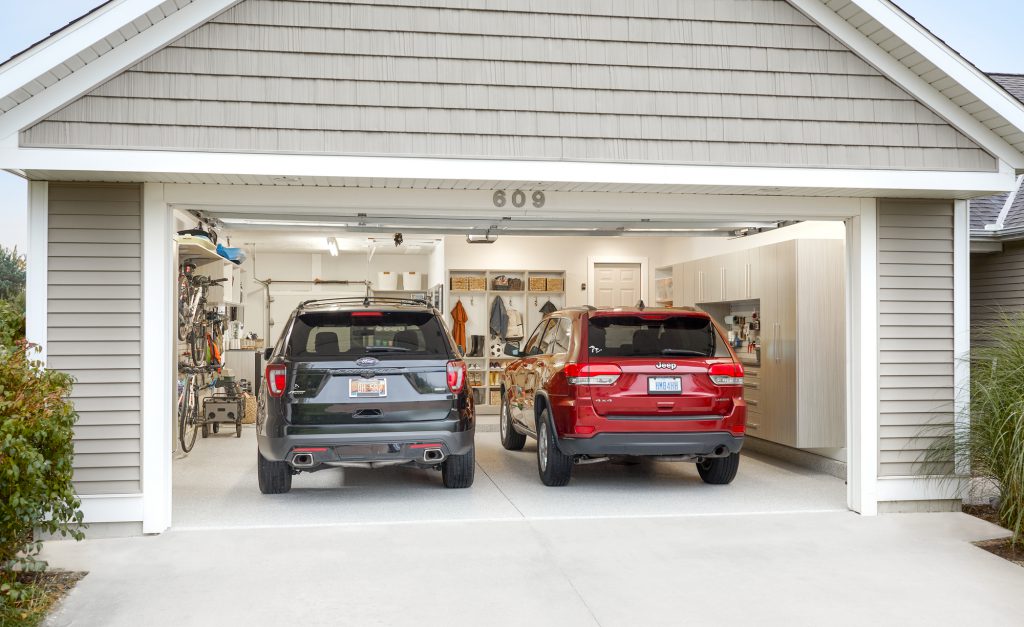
47, 183, 142, 495
877, 199, 955, 477
21, 0, 995, 171
971, 241, 1024, 345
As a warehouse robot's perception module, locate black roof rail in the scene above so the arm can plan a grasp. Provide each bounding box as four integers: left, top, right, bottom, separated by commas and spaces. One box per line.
297, 296, 432, 308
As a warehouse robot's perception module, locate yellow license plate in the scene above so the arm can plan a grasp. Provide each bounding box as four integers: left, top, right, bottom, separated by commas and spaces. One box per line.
349, 378, 387, 398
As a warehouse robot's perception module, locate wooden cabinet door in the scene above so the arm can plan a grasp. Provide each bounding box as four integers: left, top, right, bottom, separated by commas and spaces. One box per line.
764, 241, 797, 446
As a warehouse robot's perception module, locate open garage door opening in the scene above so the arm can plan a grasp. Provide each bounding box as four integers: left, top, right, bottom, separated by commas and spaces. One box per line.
169, 201, 850, 530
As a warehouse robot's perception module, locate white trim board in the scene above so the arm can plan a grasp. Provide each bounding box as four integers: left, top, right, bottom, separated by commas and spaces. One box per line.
876, 476, 964, 502
953, 200, 970, 477
26, 181, 47, 361
78, 493, 145, 523
1, 148, 1017, 197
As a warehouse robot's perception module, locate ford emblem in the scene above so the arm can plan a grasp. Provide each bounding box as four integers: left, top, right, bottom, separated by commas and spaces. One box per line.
356, 357, 379, 367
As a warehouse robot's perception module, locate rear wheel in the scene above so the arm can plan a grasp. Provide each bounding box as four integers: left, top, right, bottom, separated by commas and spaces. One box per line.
258, 450, 292, 494
697, 453, 740, 485
441, 445, 475, 488
536, 409, 572, 487
500, 392, 526, 451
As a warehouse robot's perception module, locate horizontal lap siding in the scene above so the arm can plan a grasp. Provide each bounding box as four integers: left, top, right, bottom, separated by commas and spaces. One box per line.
878, 200, 955, 477
21, 0, 995, 171
971, 241, 1024, 345
48, 183, 143, 496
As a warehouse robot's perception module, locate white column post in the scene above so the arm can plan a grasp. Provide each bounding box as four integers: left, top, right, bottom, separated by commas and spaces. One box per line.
953, 200, 970, 476
26, 181, 48, 360
845, 200, 879, 515
141, 183, 173, 533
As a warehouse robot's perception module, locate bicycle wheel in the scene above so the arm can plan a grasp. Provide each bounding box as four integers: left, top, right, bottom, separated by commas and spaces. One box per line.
189, 329, 207, 366
178, 375, 200, 453
177, 273, 192, 342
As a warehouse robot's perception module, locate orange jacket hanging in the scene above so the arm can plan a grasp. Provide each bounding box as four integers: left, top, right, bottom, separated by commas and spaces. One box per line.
450, 300, 468, 353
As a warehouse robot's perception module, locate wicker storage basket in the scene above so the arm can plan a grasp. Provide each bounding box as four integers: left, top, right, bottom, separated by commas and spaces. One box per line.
489, 389, 501, 406
242, 393, 257, 424
451, 276, 470, 290
546, 277, 564, 292
468, 276, 487, 291
529, 277, 547, 291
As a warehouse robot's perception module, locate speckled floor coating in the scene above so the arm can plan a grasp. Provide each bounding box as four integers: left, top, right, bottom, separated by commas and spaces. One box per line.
171, 425, 847, 529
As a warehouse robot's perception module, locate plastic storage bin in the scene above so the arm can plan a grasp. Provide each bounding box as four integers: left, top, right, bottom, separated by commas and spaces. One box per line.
377, 272, 399, 290
402, 272, 422, 290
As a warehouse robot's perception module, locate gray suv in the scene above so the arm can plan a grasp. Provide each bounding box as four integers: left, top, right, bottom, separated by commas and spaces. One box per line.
256, 298, 475, 493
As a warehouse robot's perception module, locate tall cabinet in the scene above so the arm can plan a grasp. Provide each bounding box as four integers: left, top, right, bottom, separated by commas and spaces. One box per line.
671, 239, 845, 450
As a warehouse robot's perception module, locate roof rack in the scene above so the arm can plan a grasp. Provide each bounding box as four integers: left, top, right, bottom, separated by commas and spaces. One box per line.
297, 296, 431, 309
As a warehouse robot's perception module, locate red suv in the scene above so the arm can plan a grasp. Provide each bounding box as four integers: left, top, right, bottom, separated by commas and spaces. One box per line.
499, 307, 745, 486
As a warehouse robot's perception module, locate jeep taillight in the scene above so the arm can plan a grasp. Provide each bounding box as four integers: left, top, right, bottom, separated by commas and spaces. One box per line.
709, 363, 744, 386
565, 363, 621, 386
266, 364, 287, 397
447, 360, 467, 394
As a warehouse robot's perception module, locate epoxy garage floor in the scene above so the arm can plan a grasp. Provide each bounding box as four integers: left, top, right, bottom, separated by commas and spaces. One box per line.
172, 425, 846, 529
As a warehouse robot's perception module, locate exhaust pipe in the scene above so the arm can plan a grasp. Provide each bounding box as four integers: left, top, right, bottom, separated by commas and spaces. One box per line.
713, 446, 727, 457
292, 453, 315, 468
423, 448, 445, 463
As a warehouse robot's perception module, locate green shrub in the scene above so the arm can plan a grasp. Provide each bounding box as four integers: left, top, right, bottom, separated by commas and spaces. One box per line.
927, 313, 1024, 547
0, 290, 26, 346
0, 341, 84, 606
0, 247, 25, 302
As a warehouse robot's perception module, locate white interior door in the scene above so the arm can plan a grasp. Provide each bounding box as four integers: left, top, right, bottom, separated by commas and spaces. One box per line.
594, 263, 642, 307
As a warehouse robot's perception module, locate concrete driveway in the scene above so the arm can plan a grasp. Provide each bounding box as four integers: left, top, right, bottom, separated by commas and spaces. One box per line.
42, 511, 1019, 626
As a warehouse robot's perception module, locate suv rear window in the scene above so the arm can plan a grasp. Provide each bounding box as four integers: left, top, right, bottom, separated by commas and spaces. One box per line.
587, 315, 731, 358
287, 311, 450, 360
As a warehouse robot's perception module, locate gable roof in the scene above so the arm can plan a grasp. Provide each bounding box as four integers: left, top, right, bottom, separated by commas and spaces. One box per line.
991, 74, 1024, 108
2, 0, 1024, 183
971, 74, 1024, 240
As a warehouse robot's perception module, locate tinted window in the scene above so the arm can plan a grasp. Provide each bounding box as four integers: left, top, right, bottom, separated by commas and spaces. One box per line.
586, 315, 730, 358
546, 318, 572, 355
523, 320, 551, 356
287, 311, 450, 360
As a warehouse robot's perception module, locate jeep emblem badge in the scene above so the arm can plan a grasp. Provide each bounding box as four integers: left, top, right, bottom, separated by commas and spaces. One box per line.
356, 357, 379, 367
655, 362, 677, 370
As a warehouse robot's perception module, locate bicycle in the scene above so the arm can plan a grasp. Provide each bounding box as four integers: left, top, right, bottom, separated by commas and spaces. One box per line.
178, 269, 227, 366
177, 363, 220, 453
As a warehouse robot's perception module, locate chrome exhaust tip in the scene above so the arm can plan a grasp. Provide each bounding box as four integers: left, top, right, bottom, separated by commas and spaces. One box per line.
713, 446, 727, 457
423, 448, 445, 463
292, 453, 315, 468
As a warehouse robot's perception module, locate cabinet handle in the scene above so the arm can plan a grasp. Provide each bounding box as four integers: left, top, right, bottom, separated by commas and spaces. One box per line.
747, 422, 759, 429
774, 322, 780, 363
747, 399, 759, 407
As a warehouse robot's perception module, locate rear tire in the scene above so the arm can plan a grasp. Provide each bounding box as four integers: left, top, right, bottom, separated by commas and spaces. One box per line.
697, 453, 740, 485
500, 392, 526, 451
536, 409, 572, 487
258, 450, 292, 494
441, 445, 475, 489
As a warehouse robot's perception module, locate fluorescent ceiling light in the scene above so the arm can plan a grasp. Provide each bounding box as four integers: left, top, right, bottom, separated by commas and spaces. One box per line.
326, 237, 338, 256
624, 228, 720, 233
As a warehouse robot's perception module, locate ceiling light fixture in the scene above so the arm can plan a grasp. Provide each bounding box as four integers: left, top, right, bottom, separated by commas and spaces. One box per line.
326, 237, 338, 256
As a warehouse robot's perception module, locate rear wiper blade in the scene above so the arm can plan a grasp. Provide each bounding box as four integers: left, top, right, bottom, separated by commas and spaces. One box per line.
365, 346, 411, 352
660, 349, 708, 356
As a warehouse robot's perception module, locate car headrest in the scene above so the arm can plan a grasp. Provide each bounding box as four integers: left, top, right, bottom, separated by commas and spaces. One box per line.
393, 329, 421, 351
313, 330, 341, 355
632, 329, 660, 355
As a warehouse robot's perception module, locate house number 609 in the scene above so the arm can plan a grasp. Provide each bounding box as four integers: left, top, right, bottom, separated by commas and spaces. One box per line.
492, 190, 545, 209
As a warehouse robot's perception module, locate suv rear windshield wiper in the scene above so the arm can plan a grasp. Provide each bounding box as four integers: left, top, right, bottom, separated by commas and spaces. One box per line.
660, 348, 710, 357
365, 346, 411, 352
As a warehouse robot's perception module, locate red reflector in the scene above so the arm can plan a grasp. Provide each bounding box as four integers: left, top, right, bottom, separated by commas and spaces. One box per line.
446, 360, 467, 393
409, 443, 442, 449
351, 311, 384, 317
709, 363, 744, 377
575, 425, 596, 435
293, 447, 327, 453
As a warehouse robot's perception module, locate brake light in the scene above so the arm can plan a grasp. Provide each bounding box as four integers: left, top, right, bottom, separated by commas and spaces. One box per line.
446, 360, 467, 393
351, 311, 383, 317
565, 363, 621, 386
266, 364, 287, 397
709, 363, 744, 386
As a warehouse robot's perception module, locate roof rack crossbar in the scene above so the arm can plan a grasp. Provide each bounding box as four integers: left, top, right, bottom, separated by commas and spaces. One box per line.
298, 296, 431, 308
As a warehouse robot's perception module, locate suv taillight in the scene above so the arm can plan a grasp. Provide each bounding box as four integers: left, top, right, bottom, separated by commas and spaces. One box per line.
266, 364, 287, 397
565, 363, 622, 386
447, 360, 467, 394
708, 363, 744, 386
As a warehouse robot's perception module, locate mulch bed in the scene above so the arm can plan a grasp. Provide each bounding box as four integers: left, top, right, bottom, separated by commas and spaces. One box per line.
1, 570, 86, 627
964, 504, 1024, 567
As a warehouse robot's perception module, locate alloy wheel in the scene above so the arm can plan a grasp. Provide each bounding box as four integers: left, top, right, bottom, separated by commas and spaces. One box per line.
538, 421, 549, 471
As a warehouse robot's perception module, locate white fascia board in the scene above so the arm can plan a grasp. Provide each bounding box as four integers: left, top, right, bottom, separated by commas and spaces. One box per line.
853, 0, 1024, 136
0, 147, 1018, 197
789, 0, 1024, 170
0, 0, 239, 139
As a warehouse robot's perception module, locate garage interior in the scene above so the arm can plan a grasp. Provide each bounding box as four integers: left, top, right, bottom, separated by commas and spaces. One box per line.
170, 202, 850, 528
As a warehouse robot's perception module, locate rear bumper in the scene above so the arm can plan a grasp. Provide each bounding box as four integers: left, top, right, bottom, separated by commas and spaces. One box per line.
556, 431, 743, 457
258, 427, 475, 464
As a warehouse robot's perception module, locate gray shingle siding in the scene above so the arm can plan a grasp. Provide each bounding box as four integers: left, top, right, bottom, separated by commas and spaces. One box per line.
48, 183, 143, 496
969, 193, 1008, 231
21, 0, 996, 171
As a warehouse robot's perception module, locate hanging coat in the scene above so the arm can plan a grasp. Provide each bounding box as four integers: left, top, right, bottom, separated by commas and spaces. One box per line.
505, 307, 524, 340
489, 296, 508, 337
450, 300, 468, 352
539, 300, 557, 315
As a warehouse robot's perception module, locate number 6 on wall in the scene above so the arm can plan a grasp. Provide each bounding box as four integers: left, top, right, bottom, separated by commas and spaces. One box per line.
492, 190, 546, 209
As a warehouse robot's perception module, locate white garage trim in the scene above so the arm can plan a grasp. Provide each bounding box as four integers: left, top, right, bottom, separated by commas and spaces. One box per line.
78, 493, 145, 523
26, 181, 47, 361
1, 147, 1017, 197
876, 476, 964, 502
846, 200, 879, 515
141, 183, 173, 534
953, 199, 970, 476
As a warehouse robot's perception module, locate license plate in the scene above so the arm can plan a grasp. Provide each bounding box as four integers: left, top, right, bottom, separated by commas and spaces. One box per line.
648, 376, 682, 394
349, 378, 387, 398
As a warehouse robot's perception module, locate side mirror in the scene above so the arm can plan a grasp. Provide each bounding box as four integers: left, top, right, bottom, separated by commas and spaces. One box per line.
503, 343, 521, 357
263, 347, 273, 361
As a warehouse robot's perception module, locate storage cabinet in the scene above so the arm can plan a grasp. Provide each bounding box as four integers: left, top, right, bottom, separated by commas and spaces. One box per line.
669, 239, 844, 449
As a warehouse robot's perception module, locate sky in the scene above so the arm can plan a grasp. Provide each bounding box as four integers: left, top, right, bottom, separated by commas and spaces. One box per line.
1, 0, 1023, 252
